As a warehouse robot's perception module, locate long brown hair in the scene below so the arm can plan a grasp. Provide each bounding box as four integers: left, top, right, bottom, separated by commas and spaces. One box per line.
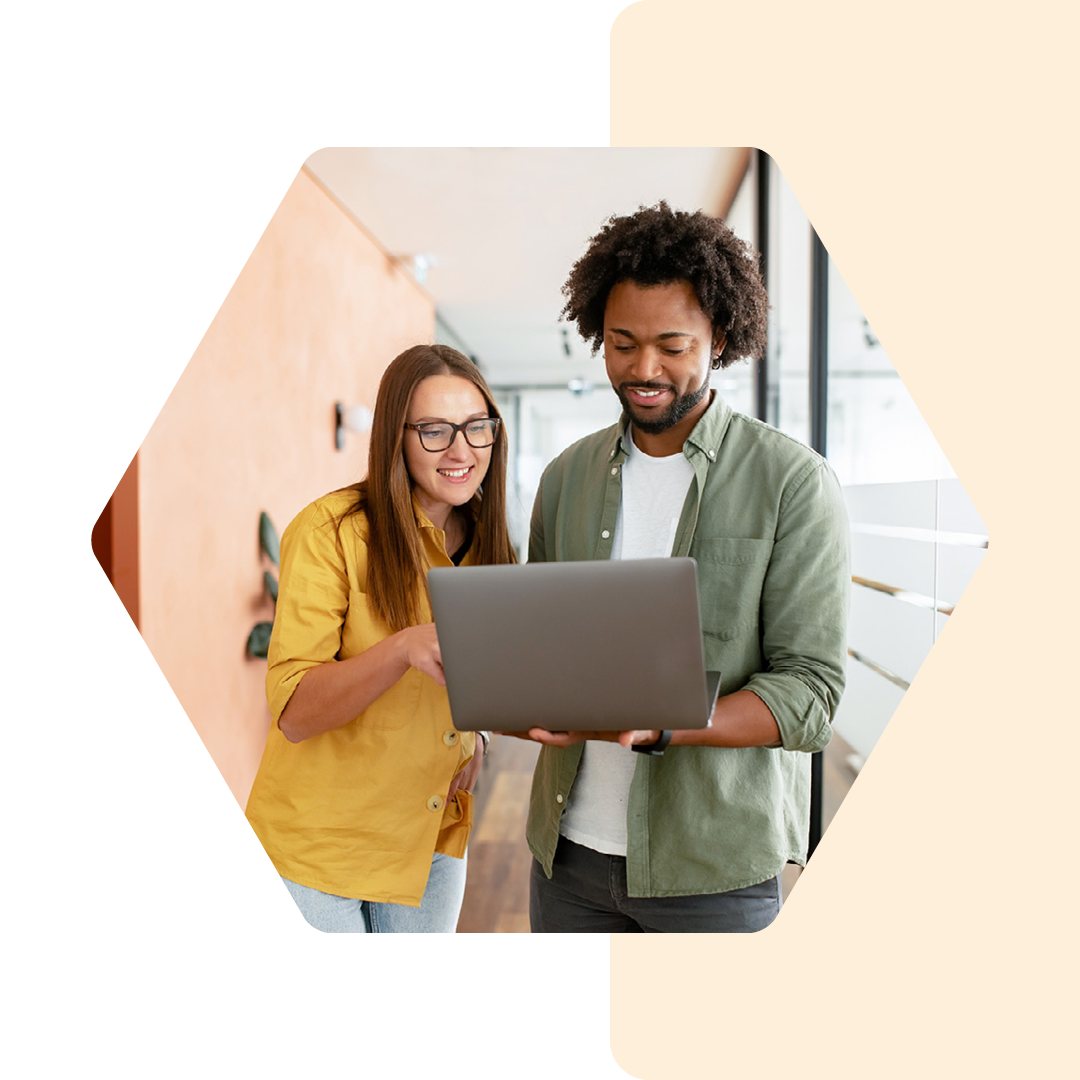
345, 343, 516, 632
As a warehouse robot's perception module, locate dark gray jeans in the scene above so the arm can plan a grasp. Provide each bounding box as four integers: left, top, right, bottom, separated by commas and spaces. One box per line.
530, 837, 782, 933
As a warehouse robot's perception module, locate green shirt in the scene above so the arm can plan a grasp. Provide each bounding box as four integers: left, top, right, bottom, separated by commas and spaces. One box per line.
526, 394, 850, 897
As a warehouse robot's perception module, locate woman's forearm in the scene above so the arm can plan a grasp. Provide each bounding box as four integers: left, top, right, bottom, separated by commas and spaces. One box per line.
278, 624, 443, 742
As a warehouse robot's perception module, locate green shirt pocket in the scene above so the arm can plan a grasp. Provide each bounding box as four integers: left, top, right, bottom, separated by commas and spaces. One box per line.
690, 537, 773, 643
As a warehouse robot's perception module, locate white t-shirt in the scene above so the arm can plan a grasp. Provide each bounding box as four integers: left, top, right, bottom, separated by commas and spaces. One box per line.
558, 431, 695, 856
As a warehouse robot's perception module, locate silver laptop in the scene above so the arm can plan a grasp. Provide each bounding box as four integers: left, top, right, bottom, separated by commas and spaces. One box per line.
428, 558, 721, 732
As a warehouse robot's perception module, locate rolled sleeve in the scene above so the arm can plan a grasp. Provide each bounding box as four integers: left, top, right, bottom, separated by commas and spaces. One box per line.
265, 501, 351, 723
743, 459, 850, 754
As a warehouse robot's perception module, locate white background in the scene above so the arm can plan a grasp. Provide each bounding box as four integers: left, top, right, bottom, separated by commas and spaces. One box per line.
2, 3, 629, 1076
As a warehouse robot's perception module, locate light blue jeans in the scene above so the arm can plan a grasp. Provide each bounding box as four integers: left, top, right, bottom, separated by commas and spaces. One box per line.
280, 851, 467, 933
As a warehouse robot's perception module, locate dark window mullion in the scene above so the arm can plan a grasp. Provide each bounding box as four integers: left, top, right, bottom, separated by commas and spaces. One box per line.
810, 230, 829, 456
754, 149, 771, 423
808, 228, 830, 857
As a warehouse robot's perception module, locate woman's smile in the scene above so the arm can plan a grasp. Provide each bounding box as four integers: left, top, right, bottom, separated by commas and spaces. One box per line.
436, 464, 474, 481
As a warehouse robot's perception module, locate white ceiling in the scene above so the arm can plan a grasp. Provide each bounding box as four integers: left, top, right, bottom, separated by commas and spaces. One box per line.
304, 148, 748, 388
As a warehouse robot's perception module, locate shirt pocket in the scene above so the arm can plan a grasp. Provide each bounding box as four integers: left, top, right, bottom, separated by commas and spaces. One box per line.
691, 537, 773, 643
358, 668, 422, 730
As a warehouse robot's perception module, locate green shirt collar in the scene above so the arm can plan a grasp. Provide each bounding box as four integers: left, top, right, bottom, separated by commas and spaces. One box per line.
608, 391, 735, 465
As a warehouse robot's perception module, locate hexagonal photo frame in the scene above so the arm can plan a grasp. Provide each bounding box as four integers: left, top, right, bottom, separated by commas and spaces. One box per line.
89, 148, 987, 933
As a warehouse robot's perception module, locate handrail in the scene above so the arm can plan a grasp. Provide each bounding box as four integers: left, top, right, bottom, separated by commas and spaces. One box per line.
849, 523, 988, 548
847, 648, 910, 691
851, 575, 955, 616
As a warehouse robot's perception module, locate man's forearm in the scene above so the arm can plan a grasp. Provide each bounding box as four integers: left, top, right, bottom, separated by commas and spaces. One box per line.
503, 690, 783, 750
669, 689, 782, 749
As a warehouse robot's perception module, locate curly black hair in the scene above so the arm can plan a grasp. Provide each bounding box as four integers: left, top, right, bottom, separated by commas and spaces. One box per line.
560, 201, 768, 370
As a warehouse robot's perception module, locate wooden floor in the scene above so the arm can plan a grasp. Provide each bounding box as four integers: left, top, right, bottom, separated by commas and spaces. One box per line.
457, 735, 540, 934
457, 732, 860, 932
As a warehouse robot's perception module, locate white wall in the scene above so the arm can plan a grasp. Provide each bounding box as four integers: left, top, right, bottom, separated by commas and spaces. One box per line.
836, 479, 988, 760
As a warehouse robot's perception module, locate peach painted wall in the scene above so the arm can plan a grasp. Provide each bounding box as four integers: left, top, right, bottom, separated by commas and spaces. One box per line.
138, 167, 435, 807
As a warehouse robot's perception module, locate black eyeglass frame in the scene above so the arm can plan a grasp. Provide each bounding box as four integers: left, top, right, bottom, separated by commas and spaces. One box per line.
403, 417, 502, 452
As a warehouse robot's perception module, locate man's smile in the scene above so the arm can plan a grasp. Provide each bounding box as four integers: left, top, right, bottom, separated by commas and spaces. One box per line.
622, 383, 675, 406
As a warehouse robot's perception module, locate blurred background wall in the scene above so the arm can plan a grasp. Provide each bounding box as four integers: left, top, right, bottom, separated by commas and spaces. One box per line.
104, 168, 434, 805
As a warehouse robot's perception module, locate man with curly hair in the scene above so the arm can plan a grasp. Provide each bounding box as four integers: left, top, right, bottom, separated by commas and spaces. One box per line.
522, 202, 849, 933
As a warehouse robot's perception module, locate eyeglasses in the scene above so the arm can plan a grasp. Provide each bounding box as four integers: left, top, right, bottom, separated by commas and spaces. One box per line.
404, 417, 501, 452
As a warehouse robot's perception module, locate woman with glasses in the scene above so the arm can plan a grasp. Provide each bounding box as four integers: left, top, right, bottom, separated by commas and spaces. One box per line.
246, 344, 516, 932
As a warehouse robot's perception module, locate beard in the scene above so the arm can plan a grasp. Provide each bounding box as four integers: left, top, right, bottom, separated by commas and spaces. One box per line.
614, 378, 711, 435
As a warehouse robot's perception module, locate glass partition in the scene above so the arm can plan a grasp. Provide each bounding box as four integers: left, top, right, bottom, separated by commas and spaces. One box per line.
766, 161, 812, 445
826, 260, 953, 484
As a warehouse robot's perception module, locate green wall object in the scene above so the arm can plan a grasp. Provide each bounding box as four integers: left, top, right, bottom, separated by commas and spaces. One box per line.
247, 511, 279, 659
247, 621, 274, 659
259, 511, 280, 566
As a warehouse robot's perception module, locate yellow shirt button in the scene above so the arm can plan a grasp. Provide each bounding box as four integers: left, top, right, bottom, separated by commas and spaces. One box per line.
556, 793, 564, 804
427, 795, 445, 813
443, 730, 460, 747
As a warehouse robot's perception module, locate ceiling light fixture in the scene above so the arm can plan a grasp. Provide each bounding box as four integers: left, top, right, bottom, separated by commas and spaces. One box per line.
394, 253, 438, 286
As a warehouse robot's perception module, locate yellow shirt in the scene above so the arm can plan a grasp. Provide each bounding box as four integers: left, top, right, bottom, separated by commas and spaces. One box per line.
245, 489, 477, 906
